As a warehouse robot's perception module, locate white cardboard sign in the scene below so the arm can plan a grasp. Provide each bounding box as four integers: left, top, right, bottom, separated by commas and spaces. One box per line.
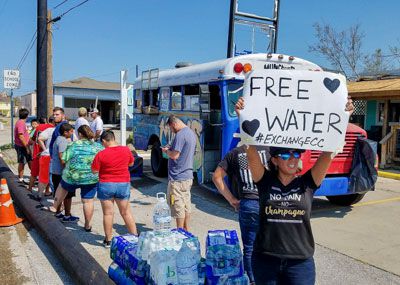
239, 70, 349, 152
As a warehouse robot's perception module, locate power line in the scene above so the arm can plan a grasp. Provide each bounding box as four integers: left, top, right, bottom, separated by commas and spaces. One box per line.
58, 0, 90, 18
16, 31, 37, 69
53, 0, 70, 10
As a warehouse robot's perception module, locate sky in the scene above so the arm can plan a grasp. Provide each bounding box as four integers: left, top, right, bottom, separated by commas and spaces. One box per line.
0, 0, 399, 96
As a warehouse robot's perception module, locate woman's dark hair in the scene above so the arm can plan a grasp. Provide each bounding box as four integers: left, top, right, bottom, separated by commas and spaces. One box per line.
38, 117, 47, 124
100, 130, 115, 142
78, 125, 95, 140
267, 159, 279, 176
59, 123, 73, 135
19, 108, 29, 119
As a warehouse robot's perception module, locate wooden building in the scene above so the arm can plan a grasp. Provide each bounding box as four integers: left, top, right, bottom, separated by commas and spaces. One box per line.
348, 77, 400, 168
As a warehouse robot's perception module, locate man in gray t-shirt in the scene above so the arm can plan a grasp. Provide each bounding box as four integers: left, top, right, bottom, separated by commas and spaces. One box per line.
51, 135, 69, 175
161, 115, 196, 231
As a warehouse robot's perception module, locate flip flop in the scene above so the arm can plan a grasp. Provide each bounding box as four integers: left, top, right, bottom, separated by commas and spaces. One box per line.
44, 193, 53, 197
84, 226, 92, 232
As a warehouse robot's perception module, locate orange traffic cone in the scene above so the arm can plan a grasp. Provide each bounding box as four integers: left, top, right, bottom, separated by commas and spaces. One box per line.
0, 178, 23, 227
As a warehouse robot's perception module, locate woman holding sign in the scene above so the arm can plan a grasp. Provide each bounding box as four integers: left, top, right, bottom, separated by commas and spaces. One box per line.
235, 97, 354, 285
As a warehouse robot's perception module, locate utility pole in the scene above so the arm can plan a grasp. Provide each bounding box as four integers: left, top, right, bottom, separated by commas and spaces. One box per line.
227, 0, 237, 58
36, 0, 48, 119
47, 10, 54, 116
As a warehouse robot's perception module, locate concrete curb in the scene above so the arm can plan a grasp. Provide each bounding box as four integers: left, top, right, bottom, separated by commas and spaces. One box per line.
378, 170, 400, 180
0, 158, 114, 285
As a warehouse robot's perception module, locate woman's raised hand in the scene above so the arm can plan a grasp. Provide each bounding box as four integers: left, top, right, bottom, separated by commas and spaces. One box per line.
235, 97, 245, 117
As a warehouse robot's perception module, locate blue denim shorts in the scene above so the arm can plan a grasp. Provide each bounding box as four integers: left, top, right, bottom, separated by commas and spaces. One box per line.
97, 182, 131, 201
60, 179, 97, 199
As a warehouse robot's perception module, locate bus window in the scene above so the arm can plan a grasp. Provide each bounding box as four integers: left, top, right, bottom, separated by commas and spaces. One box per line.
209, 85, 221, 110
227, 82, 243, 117
142, 89, 159, 115
183, 84, 200, 111
143, 90, 151, 107
134, 89, 142, 113
171, 86, 182, 110
160, 87, 170, 111
151, 89, 159, 107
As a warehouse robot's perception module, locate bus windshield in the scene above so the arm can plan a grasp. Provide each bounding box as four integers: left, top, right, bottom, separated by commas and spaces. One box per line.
227, 82, 244, 117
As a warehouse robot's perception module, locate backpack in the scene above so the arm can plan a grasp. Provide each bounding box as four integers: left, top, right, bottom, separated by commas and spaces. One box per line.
348, 137, 378, 193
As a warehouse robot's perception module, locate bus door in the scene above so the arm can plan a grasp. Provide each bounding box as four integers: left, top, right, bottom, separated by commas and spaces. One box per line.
221, 80, 243, 159
199, 83, 222, 184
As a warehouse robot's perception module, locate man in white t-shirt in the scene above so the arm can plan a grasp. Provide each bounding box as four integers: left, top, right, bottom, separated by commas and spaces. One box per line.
74, 107, 89, 138
89, 108, 104, 140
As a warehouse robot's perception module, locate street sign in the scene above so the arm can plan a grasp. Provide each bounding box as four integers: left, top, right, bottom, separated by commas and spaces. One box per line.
3, 69, 20, 89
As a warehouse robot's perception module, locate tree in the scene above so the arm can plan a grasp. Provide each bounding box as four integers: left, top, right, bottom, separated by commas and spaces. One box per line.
363, 49, 391, 75
309, 23, 364, 80
389, 43, 400, 66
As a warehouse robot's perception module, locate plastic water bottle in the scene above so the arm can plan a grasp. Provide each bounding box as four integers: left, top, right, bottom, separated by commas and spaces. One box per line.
153, 192, 172, 232
176, 239, 199, 284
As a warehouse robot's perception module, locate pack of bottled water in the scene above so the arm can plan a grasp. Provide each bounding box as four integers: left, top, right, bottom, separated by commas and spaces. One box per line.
108, 262, 135, 285
123, 245, 150, 285
205, 230, 246, 285
110, 234, 139, 268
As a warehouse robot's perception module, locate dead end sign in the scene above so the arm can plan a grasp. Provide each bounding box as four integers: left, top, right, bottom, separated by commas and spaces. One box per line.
239, 69, 350, 152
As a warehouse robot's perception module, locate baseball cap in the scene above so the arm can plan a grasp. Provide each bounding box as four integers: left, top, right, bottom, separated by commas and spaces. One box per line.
269, 147, 305, 157
89, 108, 99, 113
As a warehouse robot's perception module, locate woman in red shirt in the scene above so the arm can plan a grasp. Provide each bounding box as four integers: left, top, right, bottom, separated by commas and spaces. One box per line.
92, 131, 138, 247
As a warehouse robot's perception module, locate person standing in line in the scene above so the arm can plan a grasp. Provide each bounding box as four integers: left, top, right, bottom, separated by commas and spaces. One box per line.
48, 107, 74, 219
37, 117, 56, 199
92, 130, 138, 247
49, 107, 69, 156
14, 108, 32, 183
74, 107, 89, 139
213, 145, 270, 284
235, 97, 354, 285
161, 115, 196, 231
89, 108, 104, 141
45, 125, 103, 230
50, 123, 79, 222
29, 119, 39, 139
28, 117, 54, 192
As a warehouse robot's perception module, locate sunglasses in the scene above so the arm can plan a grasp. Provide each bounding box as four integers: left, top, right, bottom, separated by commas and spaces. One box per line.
276, 151, 301, 160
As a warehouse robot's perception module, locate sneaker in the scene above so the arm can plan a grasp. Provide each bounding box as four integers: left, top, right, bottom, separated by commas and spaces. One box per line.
55, 212, 65, 219
103, 239, 111, 248
62, 215, 80, 223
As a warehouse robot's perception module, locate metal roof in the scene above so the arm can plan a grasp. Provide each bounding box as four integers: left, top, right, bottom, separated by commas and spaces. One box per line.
348, 77, 400, 99
54, 77, 120, 91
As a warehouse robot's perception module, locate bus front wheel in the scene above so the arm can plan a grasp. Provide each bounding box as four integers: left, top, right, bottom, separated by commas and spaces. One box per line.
326, 193, 366, 206
151, 141, 168, 177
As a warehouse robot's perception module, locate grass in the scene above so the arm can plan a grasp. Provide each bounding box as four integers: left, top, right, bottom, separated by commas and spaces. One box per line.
0, 143, 12, 151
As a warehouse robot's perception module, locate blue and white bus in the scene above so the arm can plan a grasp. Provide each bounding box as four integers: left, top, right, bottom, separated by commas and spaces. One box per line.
132, 53, 370, 206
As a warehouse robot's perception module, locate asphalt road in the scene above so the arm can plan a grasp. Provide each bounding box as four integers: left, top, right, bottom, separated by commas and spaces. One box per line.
65, 155, 400, 284
1, 125, 400, 284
